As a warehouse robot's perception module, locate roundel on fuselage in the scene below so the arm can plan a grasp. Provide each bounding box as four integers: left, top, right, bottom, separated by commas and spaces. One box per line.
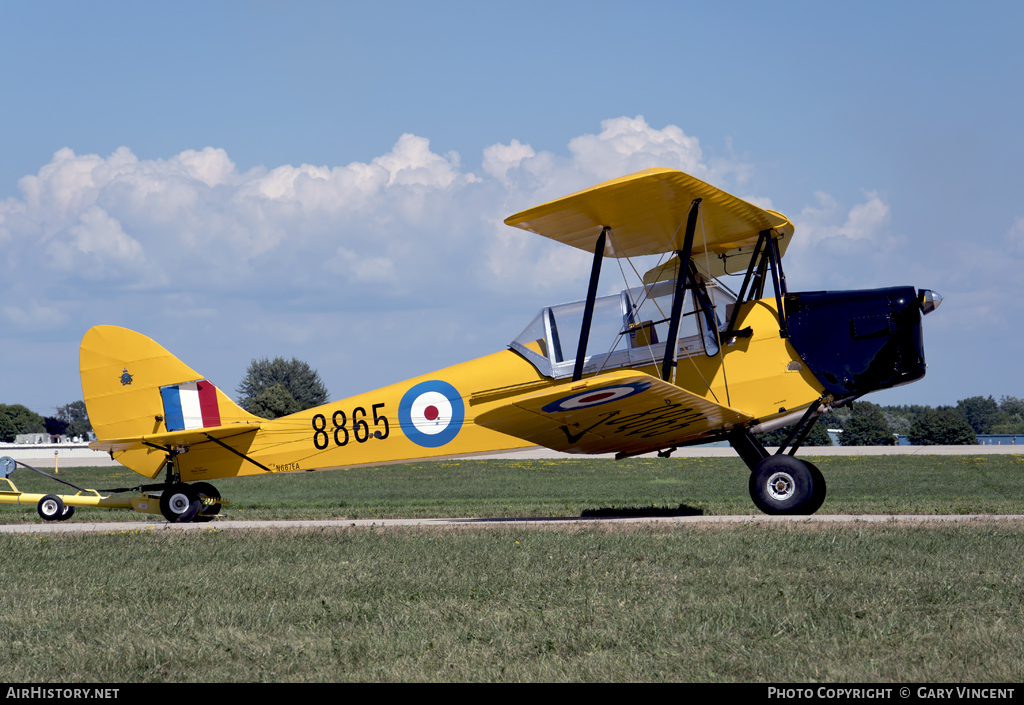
398, 380, 465, 447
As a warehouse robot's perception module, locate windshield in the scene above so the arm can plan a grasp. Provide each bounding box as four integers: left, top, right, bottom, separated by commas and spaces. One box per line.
512, 293, 626, 372
511, 278, 736, 379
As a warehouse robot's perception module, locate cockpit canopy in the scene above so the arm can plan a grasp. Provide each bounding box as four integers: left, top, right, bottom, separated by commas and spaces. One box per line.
511, 279, 736, 379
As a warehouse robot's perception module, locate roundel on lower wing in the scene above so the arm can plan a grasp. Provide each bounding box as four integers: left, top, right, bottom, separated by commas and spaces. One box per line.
399, 380, 466, 448
541, 382, 652, 414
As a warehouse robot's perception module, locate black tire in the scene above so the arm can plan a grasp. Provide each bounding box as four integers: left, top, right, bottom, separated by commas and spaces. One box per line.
177, 499, 203, 523
749, 455, 816, 515
159, 484, 200, 523
190, 482, 221, 518
801, 460, 827, 515
37, 494, 65, 521
58, 505, 75, 521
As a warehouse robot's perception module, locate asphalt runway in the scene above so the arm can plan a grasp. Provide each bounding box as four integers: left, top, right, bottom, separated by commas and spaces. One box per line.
3, 513, 1023, 534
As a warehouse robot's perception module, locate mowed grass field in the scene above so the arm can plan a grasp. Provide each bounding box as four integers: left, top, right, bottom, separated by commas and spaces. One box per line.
2, 455, 1023, 682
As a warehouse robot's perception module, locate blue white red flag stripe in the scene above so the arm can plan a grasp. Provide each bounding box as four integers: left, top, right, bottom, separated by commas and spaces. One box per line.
161, 381, 221, 431
197, 381, 221, 427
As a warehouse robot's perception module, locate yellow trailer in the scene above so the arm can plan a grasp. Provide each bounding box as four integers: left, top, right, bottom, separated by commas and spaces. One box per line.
0, 456, 221, 522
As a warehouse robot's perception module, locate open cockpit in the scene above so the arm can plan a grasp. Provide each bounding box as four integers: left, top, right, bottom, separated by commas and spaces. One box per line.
511, 276, 737, 380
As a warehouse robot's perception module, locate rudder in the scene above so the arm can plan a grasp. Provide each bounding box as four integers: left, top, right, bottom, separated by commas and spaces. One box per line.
80, 326, 258, 477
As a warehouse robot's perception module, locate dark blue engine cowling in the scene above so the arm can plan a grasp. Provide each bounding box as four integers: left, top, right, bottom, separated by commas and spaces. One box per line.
785, 286, 926, 398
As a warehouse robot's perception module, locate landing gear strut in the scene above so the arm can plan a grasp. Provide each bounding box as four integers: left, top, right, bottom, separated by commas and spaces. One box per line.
156, 452, 222, 523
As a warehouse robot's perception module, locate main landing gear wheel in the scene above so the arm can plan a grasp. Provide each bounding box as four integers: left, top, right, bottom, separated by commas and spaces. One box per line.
749, 455, 824, 516
802, 460, 827, 515
189, 482, 221, 522
160, 484, 202, 523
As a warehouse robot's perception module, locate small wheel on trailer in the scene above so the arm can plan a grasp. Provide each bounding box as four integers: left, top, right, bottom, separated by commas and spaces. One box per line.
748, 455, 817, 516
159, 484, 201, 523
37, 494, 66, 521
189, 482, 221, 521
58, 505, 75, 521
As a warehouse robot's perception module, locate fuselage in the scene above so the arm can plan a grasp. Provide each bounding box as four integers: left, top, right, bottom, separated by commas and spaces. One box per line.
97, 279, 931, 485
169, 296, 844, 482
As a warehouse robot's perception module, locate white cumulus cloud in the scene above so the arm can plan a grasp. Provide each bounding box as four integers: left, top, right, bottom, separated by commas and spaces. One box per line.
4, 117, 876, 407
46, 205, 145, 277
6, 115, 1012, 413
482, 139, 535, 185
785, 190, 900, 289
567, 115, 707, 181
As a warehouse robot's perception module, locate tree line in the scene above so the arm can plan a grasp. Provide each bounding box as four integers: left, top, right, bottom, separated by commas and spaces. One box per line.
0, 401, 93, 443
759, 396, 1023, 447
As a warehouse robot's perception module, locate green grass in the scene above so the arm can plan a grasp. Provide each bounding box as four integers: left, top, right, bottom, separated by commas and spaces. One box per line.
3, 456, 1024, 682
2, 522, 1023, 682
2, 455, 1023, 524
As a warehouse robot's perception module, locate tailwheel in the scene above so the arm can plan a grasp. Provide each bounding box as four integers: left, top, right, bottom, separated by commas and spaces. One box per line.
189, 482, 222, 522
159, 483, 202, 523
749, 455, 824, 515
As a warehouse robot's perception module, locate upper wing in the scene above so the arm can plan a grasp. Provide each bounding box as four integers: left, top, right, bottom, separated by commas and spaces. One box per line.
503, 167, 793, 273
474, 370, 751, 455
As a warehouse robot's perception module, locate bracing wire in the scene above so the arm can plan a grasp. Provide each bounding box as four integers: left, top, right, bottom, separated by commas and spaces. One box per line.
599, 217, 721, 402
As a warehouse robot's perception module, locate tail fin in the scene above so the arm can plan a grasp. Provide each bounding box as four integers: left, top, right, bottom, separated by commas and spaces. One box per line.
80, 325, 260, 477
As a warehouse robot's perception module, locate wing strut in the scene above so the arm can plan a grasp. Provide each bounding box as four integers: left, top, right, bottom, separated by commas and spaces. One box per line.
768, 234, 789, 338
661, 199, 702, 381
724, 229, 768, 337
572, 227, 609, 382
722, 228, 790, 341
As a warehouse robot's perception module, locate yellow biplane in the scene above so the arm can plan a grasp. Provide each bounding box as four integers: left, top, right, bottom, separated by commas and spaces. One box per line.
71, 167, 940, 522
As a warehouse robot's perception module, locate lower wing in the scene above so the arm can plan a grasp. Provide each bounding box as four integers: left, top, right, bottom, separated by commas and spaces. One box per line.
474, 370, 751, 455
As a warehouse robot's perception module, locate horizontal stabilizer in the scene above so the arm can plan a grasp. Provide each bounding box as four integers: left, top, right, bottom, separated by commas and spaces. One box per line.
474, 370, 751, 455
90, 422, 262, 455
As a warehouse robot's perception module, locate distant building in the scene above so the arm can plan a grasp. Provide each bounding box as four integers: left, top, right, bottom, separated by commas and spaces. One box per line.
976, 434, 1020, 445
894, 434, 1019, 446
14, 433, 73, 444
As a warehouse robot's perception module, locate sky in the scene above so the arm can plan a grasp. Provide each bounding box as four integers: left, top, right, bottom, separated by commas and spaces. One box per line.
2, 1, 1022, 419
